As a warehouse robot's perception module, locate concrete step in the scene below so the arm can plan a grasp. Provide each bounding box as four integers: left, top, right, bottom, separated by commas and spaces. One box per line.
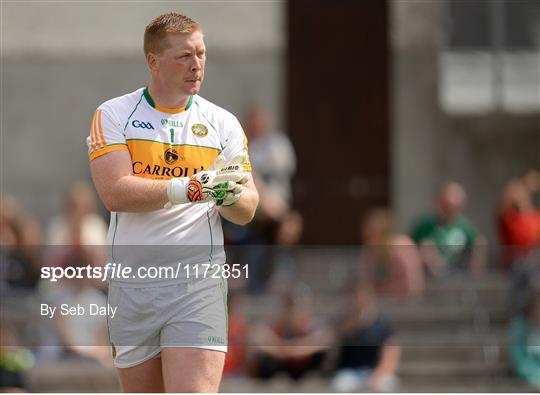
395, 329, 507, 348
400, 345, 507, 362
241, 296, 511, 330
25, 362, 120, 393
398, 376, 534, 393
398, 360, 508, 378
382, 304, 510, 328
220, 375, 535, 393
221, 376, 332, 393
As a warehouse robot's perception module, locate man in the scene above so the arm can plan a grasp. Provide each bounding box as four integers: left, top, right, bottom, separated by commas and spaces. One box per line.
87, 13, 258, 392
223, 107, 301, 293
332, 284, 400, 392
409, 181, 485, 276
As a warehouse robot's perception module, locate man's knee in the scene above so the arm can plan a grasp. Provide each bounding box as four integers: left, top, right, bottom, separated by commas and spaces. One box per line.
161, 348, 225, 393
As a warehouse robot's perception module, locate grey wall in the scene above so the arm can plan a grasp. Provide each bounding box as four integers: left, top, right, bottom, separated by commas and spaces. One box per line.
1, 1, 285, 222
392, 0, 540, 246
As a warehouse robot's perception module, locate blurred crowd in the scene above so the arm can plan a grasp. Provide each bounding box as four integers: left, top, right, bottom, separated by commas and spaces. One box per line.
1, 107, 539, 392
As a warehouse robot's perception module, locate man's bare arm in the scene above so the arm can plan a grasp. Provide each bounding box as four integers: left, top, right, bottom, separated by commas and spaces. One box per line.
218, 176, 259, 225
90, 151, 169, 212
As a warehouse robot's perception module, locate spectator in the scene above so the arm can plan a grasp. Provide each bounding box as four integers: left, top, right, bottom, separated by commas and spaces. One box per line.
410, 181, 486, 277
358, 208, 424, 299
511, 247, 540, 316
332, 283, 400, 392
248, 108, 302, 290
0, 195, 42, 296
45, 182, 107, 288
223, 107, 302, 293
509, 292, 540, 390
47, 265, 112, 367
39, 182, 110, 364
46, 181, 107, 247
246, 107, 296, 206
250, 285, 329, 381
498, 177, 540, 269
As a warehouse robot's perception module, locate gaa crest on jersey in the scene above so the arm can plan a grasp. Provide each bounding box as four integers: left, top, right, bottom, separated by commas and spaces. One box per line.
191, 123, 208, 137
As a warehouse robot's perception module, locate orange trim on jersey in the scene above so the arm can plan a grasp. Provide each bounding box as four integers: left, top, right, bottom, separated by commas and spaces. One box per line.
90, 110, 99, 150
154, 104, 187, 114
89, 144, 129, 161
93, 110, 103, 148
97, 110, 106, 146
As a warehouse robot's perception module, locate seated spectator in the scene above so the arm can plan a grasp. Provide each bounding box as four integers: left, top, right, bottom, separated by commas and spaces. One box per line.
332, 283, 400, 392
45, 181, 107, 289
511, 247, 540, 316
0, 195, 42, 297
498, 177, 540, 269
509, 293, 540, 390
46, 181, 107, 246
410, 181, 486, 277
47, 267, 112, 367
358, 208, 424, 299
39, 182, 111, 365
250, 285, 329, 380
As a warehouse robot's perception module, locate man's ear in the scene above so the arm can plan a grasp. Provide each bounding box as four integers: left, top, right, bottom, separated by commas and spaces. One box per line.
147, 52, 159, 72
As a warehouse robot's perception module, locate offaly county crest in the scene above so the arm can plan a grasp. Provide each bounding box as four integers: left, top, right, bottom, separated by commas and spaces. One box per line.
164, 147, 179, 165
191, 123, 208, 137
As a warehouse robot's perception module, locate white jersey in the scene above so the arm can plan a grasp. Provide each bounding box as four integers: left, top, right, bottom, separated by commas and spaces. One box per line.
86, 87, 250, 284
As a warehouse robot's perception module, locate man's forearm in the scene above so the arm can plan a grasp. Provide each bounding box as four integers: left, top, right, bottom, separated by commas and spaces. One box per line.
91, 152, 170, 212
218, 186, 259, 225
97, 174, 169, 212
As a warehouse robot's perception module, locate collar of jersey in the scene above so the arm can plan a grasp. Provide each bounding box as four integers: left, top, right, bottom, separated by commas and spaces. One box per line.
143, 87, 193, 114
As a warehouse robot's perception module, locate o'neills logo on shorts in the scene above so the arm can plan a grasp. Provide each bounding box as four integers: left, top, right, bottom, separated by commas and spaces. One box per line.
207, 335, 225, 345
133, 161, 203, 178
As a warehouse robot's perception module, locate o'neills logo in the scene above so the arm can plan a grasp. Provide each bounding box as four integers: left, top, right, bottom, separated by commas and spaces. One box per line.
164, 148, 179, 165
161, 119, 183, 127
133, 162, 204, 178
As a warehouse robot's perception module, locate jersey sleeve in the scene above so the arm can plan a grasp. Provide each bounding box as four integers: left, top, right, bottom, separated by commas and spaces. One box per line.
86, 107, 128, 161
220, 115, 252, 172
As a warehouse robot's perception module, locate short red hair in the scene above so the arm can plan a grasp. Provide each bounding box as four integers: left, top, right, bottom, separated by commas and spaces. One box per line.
144, 12, 202, 55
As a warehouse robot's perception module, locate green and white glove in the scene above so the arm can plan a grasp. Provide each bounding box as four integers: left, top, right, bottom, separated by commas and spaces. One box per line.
166, 154, 249, 208
210, 154, 250, 206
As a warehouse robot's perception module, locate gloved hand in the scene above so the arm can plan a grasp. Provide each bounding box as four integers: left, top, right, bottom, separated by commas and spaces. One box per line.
166, 154, 249, 208
212, 154, 250, 206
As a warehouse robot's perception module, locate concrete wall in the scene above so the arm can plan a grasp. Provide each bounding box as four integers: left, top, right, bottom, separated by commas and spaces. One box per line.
391, 0, 540, 246
1, 1, 285, 222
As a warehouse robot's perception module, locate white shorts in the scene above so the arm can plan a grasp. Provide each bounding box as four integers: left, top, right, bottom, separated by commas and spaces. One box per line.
107, 277, 228, 368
